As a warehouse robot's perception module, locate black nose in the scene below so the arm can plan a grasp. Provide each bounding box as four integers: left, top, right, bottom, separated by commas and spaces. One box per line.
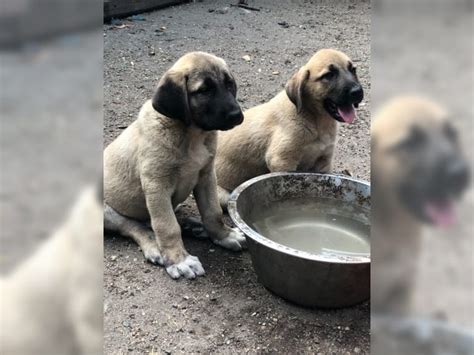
446, 159, 470, 191
227, 109, 244, 125
349, 85, 364, 103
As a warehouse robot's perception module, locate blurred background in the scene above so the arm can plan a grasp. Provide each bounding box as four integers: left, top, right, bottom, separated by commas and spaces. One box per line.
1, 0, 103, 354
0, 0, 103, 271
371, 0, 473, 353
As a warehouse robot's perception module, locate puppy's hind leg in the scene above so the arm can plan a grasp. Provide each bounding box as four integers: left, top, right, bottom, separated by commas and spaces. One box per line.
217, 185, 231, 212
104, 204, 163, 265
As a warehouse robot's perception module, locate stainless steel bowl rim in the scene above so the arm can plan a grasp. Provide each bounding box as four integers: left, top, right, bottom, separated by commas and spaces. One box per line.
228, 172, 371, 264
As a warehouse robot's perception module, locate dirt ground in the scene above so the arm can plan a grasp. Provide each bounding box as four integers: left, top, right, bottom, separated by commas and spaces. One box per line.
103, 1, 371, 354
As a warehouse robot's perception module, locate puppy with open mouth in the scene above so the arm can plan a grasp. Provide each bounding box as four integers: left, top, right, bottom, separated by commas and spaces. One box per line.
371, 96, 470, 314
215, 49, 364, 208
104, 52, 246, 280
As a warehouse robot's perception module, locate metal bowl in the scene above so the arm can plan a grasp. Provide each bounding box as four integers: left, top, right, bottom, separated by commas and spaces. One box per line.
228, 172, 370, 308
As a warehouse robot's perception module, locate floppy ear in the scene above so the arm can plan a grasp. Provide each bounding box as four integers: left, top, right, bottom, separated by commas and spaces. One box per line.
151, 70, 191, 125
285, 68, 310, 114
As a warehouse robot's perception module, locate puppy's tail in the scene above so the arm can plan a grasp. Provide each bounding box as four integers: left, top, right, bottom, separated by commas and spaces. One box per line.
217, 186, 231, 213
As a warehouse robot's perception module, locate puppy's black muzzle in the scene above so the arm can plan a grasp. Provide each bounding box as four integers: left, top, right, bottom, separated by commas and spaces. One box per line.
429, 156, 470, 198
217, 108, 244, 131
227, 109, 244, 126
349, 84, 364, 104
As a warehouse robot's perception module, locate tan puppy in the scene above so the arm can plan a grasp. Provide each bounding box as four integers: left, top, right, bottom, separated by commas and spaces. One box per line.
371, 96, 470, 314
1, 187, 103, 355
104, 52, 246, 280
215, 49, 364, 207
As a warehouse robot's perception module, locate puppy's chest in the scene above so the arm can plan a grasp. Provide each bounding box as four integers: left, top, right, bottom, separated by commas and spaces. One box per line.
302, 132, 335, 156
173, 139, 214, 203
180, 143, 214, 175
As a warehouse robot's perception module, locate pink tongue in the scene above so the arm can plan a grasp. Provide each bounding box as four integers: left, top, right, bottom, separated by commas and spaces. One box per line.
425, 201, 456, 228
337, 105, 356, 124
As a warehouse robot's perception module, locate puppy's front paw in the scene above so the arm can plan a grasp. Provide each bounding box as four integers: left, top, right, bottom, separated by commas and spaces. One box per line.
165, 255, 205, 280
213, 228, 247, 251
143, 245, 163, 265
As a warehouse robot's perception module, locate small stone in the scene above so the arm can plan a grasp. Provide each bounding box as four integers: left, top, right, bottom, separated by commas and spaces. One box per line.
110, 255, 118, 261
342, 169, 353, 177
242, 55, 251, 62
148, 48, 155, 56
272, 71, 280, 75
183, 295, 189, 300
345, 326, 350, 331
278, 21, 290, 28
216, 7, 229, 14
354, 347, 361, 353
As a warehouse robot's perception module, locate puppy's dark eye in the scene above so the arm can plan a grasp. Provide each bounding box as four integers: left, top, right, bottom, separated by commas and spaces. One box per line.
225, 78, 235, 91
320, 69, 337, 81
392, 126, 426, 152
194, 82, 215, 95
349, 65, 357, 75
223, 74, 237, 94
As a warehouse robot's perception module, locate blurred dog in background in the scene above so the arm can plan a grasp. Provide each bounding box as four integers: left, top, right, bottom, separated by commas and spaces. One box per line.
0, 187, 103, 355
371, 96, 470, 315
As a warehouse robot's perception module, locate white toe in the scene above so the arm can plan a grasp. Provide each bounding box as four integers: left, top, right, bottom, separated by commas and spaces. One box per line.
165, 255, 205, 280
213, 228, 247, 251
166, 265, 181, 279
144, 246, 163, 265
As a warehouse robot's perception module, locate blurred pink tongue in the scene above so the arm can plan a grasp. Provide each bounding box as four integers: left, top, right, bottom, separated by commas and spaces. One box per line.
337, 105, 356, 123
425, 201, 456, 228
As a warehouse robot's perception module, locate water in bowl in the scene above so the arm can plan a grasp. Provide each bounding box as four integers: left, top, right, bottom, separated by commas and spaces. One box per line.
249, 198, 370, 257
